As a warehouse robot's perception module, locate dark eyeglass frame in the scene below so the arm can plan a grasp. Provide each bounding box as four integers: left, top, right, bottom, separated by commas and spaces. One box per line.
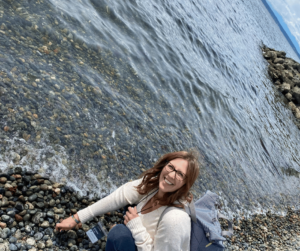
165, 162, 187, 181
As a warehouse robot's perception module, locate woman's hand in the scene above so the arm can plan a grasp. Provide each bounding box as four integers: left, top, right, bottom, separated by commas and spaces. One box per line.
123, 206, 139, 225
55, 214, 81, 232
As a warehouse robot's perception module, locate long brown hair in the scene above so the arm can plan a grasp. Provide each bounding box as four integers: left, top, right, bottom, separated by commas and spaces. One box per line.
136, 150, 200, 208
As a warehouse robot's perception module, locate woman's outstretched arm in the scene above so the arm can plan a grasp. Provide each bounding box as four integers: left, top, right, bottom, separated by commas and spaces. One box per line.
55, 178, 143, 231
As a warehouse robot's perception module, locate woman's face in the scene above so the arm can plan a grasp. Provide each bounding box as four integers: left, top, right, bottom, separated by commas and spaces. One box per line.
158, 158, 188, 194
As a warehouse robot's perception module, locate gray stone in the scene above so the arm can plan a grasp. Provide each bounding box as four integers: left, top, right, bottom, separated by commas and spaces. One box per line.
40, 184, 48, 190
8, 244, 17, 251
25, 225, 31, 233
67, 230, 77, 239
274, 58, 284, 64
36, 242, 45, 249
14, 230, 22, 240
264, 51, 277, 60
32, 212, 45, 224
36, 202, 44, 208
279, 83, 290, 94
28, 209, 37, 215
293, 77, 300, 86
40, 221, 49, 228
1, 198, 8, 207
44, 227, 53, 236
68, 239, 76, 247
34, 232, 43, 241
8, 236, 17, 243
14, 167, 22, 174
28, 194, 37, 202
0, 243, 9, 251
1, 215, 10, 222
285, 93, 293, 101
46, 211, 54, 218
53, 208, 64, 214
292, 86, 300, 104
23, 214, 31, 221
45, 239, 53, 247
49, 199, 55, 207
26, 237, 36, 246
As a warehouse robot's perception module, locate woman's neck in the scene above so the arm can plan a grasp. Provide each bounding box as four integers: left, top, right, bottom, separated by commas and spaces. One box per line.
156, 190, 165, 199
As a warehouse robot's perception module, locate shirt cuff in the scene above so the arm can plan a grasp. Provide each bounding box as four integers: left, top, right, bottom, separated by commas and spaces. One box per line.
126, 217, 144, 232
77, 207, 94, 224
127, 216, 151, 244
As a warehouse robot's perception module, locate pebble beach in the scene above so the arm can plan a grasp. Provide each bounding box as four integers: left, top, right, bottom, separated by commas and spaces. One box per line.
0, 167, 124, 251
0, 165, 299, 251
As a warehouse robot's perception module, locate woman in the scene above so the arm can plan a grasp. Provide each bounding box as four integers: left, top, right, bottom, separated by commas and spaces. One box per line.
56, 150, 200, 251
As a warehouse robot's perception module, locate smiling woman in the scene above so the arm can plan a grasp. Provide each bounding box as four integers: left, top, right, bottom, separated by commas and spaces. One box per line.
56, 150, 200, 251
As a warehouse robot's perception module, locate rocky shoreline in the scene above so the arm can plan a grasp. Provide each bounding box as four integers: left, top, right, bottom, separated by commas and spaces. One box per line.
262, 45, 300, 129
0, 167, 124, 251
223, 208, 300, 251
0, 166, 299, 251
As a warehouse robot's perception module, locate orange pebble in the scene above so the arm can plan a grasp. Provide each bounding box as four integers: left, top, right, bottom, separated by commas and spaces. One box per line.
3, 126, 9, 132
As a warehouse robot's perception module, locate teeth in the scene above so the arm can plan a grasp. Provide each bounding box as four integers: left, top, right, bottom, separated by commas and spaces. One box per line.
165, 178, 173, 185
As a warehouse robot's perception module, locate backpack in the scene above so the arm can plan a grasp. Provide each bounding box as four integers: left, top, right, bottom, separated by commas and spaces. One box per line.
157, 190, 233, 251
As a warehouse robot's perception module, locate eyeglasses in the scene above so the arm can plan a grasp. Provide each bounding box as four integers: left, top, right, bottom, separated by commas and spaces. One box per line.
165, 162, 187, 181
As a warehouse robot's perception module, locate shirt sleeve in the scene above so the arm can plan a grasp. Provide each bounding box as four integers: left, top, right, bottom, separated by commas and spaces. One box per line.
77, 178, 144, 223
126, 208, 191, 251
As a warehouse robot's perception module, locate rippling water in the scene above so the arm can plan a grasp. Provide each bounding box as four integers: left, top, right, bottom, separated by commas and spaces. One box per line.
1, 0, 300, 217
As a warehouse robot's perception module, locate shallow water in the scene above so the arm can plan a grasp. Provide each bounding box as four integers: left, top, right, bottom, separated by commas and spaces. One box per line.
0, 0, 300, 217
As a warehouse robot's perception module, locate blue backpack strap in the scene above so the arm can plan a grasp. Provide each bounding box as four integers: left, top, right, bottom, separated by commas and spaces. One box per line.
184, 200, 197, 223
218, 212, 234, 237
156, 201, 196, 234
155, 206, 175, 235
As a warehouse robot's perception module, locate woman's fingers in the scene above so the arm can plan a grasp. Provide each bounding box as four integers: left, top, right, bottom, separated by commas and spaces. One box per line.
123, 206, 139, 225
125, 211, 131, 218
128, 206, 137, 214
55, 217, 77, 232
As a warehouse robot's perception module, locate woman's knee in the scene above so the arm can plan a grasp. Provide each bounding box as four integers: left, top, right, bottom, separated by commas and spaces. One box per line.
107, 224, 135, 247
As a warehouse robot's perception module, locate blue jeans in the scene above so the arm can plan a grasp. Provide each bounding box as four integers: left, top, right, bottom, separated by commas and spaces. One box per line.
105, 224, 137, 251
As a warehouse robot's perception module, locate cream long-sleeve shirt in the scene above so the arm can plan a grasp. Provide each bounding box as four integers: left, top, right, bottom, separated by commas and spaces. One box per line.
77, 179, 191, 251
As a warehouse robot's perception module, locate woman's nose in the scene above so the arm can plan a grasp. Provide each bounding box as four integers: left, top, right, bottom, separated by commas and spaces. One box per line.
167, 171, 176, 180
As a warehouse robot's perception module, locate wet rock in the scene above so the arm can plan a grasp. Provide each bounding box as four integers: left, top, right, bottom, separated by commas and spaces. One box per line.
67, 230, 77, 239
45, 239, 53, 247
26, 237, 36, 246
14, 214, 22, 222
1, 216, 10, 223
0, 243, 9, 251
28, 194, 37, 202
34, 232, 43, 241
0, 178, 7, 184
40, 221, 49, 228
279, 83, 290, 94
32, 212, 45, 224
274, 57, 284, 64
292, 86, 300, 104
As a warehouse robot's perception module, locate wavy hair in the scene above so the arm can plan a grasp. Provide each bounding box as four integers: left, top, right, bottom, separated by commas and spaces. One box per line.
136, 150, 200, 208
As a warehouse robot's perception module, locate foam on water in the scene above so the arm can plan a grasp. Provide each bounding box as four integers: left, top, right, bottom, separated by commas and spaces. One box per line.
0, 135, 117, 198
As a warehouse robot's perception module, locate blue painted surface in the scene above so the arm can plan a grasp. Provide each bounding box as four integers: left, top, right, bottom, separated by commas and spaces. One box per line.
261, 0, 300, 58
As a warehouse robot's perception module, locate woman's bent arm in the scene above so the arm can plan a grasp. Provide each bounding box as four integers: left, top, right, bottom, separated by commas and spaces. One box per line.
126, 208, 190, 251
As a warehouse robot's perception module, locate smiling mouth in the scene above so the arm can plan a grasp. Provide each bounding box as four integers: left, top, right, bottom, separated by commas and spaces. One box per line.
164, 177, 174, 185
